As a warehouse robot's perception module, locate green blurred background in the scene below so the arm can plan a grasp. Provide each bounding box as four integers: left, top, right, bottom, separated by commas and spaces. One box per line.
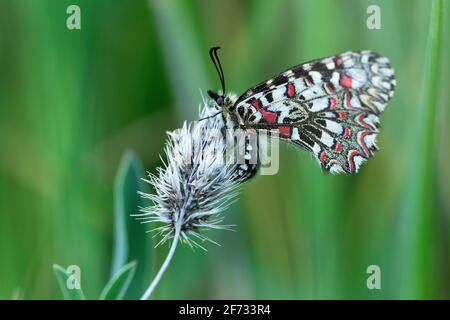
0, 0, 449, 299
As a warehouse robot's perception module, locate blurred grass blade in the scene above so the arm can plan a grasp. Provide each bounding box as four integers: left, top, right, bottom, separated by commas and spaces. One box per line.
395, 0, 442, 298
100, 261, 137, 300
52, 264, 85, 300
147, 0, 209, 121
111, 151, 152, 299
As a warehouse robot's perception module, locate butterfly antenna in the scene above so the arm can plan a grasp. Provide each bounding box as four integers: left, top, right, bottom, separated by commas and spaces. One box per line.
198, 110, 223, 122
209, 47, 226, 94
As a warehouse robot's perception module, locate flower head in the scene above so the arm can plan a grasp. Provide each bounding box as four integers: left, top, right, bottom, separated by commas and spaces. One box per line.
137, 103, 242, 250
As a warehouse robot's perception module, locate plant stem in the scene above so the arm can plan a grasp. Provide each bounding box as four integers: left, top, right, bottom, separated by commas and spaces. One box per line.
140, 221, 182, 300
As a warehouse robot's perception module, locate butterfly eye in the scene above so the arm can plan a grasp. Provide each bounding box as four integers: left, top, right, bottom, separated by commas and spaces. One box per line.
207, 90, 224, 106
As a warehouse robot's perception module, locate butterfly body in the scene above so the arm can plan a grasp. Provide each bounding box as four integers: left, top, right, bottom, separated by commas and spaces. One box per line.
208, 50, 396, 178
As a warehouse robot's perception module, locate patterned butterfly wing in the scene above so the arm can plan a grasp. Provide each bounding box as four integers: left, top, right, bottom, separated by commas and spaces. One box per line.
232, 51, 396, 173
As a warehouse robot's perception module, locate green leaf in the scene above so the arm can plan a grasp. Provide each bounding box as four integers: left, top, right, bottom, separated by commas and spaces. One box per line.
52, 264, 86, 300
111, 150, 153, 299
100, 261, 137, 300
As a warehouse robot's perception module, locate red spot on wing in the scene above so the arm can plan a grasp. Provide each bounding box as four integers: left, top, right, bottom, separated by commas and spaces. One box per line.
251, 99, 277, 123
356, 113, 371, 128
334, 142, 342, 153
358, 130, 371, 156
325, 83, 334, 93
262, 112, 277, 123
278, 126, 291, 138
337, 112, 347, 120
347, 150, 361, 172
344, 92, 354, 109
343, 127, 351, 139
335, 58, 343, 67
319, 150, 327, 163
287, 83, 295, 98
251, 99, 261, 109
329, 97, 337, 109
340, 74, 352, 88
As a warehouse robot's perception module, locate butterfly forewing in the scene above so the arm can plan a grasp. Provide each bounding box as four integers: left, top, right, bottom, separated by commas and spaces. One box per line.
232, 50, 395, 174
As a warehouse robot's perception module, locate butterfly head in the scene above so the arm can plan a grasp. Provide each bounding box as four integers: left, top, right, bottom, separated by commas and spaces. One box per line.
207, 90, 225, 107
207, 90, 235, 115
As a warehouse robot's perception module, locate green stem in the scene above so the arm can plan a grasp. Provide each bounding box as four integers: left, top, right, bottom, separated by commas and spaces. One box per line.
140, 223, 181, 300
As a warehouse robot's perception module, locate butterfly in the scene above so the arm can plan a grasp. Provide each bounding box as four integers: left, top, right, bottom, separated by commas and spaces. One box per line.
206, 47, 396, 180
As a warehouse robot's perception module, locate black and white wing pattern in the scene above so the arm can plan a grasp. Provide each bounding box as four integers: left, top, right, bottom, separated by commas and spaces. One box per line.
233, 50, 396, 173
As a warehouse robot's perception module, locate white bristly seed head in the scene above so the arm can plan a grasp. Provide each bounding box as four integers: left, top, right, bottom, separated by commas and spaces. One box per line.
136, 103, 242, 250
